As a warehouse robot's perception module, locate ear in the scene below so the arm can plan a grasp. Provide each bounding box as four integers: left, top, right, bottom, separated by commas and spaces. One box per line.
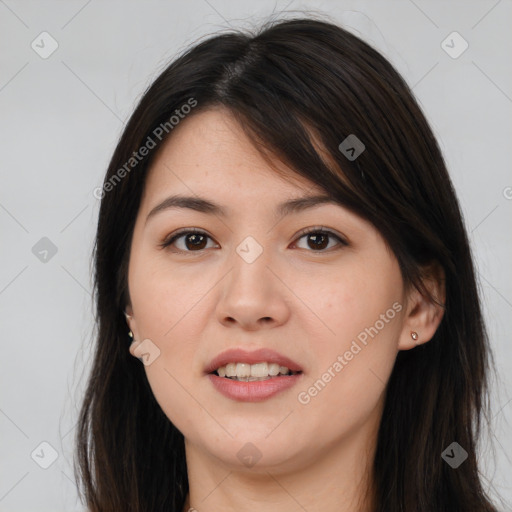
398, 262, 446, 350
124, 304, 143, 358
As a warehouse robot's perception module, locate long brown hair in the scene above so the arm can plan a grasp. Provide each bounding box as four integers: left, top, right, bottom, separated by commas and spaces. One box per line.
75, 15, 500, 511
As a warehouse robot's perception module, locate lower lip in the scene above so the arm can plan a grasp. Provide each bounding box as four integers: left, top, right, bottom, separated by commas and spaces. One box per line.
207, 373, 303, 402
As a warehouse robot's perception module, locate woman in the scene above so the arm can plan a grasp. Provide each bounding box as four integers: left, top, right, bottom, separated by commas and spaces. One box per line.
75, 16, 500, 512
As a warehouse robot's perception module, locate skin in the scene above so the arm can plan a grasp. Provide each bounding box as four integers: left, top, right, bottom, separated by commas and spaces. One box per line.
125, 107, 444, 512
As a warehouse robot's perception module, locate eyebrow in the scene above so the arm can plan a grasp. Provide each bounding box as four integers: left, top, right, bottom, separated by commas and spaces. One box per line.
145, 194, 338, 224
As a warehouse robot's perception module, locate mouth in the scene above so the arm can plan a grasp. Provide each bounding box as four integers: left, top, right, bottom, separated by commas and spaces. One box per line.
204, 347, 303, 376
210, 362, 302, 381
204, 348, 304, 402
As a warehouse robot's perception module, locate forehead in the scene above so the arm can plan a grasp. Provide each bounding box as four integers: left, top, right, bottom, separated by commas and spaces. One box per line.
141, 107, 323, 208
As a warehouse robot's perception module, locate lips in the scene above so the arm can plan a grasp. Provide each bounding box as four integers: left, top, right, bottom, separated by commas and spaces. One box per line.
204, 347, 303, 375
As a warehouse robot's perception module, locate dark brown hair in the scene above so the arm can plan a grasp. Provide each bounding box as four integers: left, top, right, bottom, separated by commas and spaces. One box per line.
75, 15, 500, 511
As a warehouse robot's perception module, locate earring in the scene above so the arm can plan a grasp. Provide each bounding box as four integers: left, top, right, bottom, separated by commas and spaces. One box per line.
128, 331, 142, 362
411, 331, 419, 341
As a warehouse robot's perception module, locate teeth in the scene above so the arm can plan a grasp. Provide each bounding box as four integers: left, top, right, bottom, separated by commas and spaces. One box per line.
214, 362, 299, 379
268, 363, 280, 376
236, 363, 251, 377
251, 362, 269, 377
225, 363, 237, 377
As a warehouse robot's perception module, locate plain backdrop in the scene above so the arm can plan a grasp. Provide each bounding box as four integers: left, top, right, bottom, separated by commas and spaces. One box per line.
0, 1, 511, 510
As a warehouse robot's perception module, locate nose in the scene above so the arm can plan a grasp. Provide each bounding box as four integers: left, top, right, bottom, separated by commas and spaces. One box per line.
215, 246, 291, 331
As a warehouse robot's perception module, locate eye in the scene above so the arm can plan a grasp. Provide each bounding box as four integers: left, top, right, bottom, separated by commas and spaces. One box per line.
160, 226, 348, 254
160, 228, 218, 253
292, 227, 348, 252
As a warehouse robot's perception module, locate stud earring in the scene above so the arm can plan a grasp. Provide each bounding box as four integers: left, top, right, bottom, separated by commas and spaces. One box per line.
128, 331, 142, 362
411, 331, 419, 341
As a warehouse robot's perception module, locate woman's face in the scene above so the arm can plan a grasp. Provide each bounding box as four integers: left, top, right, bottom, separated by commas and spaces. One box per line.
126, 107, 418, 473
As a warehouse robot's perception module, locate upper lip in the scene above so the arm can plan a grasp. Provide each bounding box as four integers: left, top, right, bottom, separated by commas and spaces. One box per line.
204, 348, 303, 374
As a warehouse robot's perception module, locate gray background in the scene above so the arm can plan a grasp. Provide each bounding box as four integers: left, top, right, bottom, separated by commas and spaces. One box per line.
0, 1, 511, 510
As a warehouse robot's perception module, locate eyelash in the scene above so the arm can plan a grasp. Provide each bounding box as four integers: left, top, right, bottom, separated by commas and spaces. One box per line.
159, 226, 348, 254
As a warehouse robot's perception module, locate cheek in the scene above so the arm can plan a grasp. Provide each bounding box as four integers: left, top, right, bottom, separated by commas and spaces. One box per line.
297, 260, 403, 360
130, 265, 205, 369
291, 260, 403, 432
128, 253, 214, 431
129, 249, 206, 337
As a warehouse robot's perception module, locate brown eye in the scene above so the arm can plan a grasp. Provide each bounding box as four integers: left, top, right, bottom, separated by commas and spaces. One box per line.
294, 228, 347, 252
161, 229, 217, 252
181, 233, 208, 250
305, 232, 329, 250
